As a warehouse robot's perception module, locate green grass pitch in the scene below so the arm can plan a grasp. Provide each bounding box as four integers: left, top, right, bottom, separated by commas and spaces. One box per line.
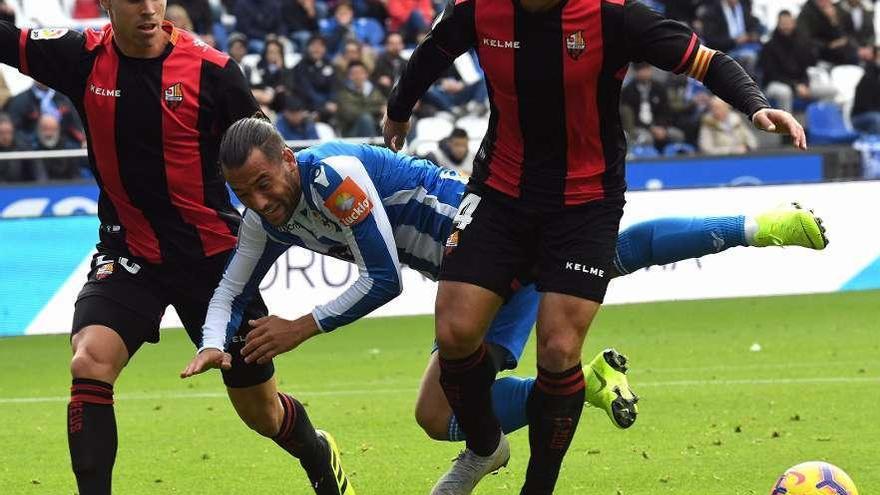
1, 290, 877, 494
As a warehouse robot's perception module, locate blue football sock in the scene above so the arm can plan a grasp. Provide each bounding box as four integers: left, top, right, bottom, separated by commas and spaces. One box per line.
448, 376, 535, 441
613, 216, 747, 275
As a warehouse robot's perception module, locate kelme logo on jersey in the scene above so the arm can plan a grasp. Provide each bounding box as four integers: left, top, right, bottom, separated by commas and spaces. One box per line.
324, 177, 373, 227
164, 82, 184, 110
566, 30, 586, 60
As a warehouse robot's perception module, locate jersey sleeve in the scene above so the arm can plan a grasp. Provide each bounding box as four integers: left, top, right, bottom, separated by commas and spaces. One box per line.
0, 22, 86, 99
387, 0, 477, 122
622, 0, 703, 75
307, 156, 404, 332
200, 209, 287, 352
214, 58, 262, 131
621, 0, 768, 116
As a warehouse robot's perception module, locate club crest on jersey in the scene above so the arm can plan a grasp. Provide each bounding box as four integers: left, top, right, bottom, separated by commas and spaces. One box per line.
164, 82, 184, 110
444, 230, 460, 256
566, 30, 586, 60
324, 177, 372, 227
31, 28, 68, 40
95, 262, 114, 280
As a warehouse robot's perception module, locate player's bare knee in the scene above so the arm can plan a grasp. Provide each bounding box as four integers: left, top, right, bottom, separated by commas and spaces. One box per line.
435, 317, 482, 356
70, 348, 117, 382
537, 332, 583, 370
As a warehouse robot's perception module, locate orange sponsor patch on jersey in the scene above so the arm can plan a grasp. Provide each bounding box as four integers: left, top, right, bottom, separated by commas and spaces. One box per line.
324, 177, 373, 227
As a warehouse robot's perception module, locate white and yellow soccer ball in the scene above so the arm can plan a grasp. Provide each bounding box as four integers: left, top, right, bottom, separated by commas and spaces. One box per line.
770, 461, 859, 495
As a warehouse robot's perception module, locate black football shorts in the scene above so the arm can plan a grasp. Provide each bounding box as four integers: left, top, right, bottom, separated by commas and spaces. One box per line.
72, 249, 272, 388
439, 191, 624, 303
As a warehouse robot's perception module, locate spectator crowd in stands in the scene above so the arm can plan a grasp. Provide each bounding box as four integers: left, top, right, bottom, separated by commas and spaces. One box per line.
2, 0, 880, 182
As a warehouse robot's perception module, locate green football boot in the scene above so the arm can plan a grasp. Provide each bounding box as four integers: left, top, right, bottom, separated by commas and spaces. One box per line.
312, 430, 355, 495
586, 348, 639, 429
753, 202, 828, 249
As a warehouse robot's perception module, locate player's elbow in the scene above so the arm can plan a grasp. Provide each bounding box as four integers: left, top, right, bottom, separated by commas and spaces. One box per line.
377, 273, 404, 301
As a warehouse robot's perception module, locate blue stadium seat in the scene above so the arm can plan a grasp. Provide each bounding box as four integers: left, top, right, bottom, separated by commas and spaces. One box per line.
319, 18, 386, 49
630, 145, 660, 159
663, 142, 696, 157
354, 18, 385, 48
806, 102, 859, 145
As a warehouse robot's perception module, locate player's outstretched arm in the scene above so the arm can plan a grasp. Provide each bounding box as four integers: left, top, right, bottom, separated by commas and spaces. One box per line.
621, 1, 805, 150
240, 314, 321, 365
180, 348, 232, 378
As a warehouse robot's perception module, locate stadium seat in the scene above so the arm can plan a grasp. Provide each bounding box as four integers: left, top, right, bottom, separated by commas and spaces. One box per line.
454, 115, 489, 139
831, 65, 864, 105
319, 18, 386, 49
629, 145, 660, 159
412, 140, 439, 157
663, 142, 696, 157
315, 122, 337, 140
830, 65, 864, 127
752, 0, 803, 30
414, 117, 454, 142
354, 18, 385, 48
806, 102, 859, 145
16, 0, 72, 27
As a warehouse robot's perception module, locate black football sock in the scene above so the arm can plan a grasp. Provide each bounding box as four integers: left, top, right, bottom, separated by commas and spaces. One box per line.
68, 378, 117, 495
521, 364, 586, 495
439, 343, 501, 456
273, 393, 328, 481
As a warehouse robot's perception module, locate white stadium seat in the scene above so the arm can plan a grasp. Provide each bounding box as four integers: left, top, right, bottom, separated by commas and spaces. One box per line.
414, 117, 454, 142
455, 115, 489, 139
315, 122, 337, 140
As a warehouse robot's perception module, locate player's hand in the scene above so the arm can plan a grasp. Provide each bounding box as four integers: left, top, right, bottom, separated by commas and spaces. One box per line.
180, 348, 231, 378
382, 114, 410, 152
241, 315, 320, 364
752, 108, 807, 150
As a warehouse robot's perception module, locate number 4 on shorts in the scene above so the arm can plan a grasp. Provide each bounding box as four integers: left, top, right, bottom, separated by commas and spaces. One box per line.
453, 193, 481, 230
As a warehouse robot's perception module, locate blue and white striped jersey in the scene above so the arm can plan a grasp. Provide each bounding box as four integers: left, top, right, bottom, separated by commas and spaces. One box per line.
201, 141, 468, 351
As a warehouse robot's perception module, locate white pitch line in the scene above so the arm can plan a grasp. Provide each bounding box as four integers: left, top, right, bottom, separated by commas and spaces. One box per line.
1, 376, 877, 404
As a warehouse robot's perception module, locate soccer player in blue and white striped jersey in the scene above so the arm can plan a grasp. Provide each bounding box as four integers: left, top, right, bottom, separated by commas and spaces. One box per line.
182, 117, 827, 466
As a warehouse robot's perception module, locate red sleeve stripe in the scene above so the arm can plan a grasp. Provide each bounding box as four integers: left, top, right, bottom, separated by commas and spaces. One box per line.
671, 32, 698, 74
18, 29, 29, 75
686, 45, 716, 81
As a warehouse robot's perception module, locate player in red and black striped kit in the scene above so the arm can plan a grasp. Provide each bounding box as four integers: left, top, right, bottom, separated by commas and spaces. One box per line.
0, 1, 351, 494
384, 0, 806, 493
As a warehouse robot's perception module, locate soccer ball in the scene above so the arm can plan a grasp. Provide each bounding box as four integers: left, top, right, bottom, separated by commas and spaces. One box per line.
770, 461, 859, 495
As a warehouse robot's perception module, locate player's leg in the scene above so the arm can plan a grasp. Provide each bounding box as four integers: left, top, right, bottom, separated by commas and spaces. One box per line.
175, 254, 353, 494
68, 254, 165, 495
434, 281, 505, 451
224, 379, 352, 494
415, 352, 535, 441
611, 203, 828, 277
430, 192, 533, 493
419, 282, 538, 440
520, 197, 624, 495
418, 282, 637, 442
68, 323, 127, 495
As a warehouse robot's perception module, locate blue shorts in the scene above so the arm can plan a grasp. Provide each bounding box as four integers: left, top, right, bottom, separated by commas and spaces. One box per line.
484, 284, 539, 370
431, 283, 539, 370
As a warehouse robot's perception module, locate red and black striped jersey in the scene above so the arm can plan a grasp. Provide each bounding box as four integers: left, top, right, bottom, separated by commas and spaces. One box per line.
0, 22, 259, 263
389, 0, 712, 209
